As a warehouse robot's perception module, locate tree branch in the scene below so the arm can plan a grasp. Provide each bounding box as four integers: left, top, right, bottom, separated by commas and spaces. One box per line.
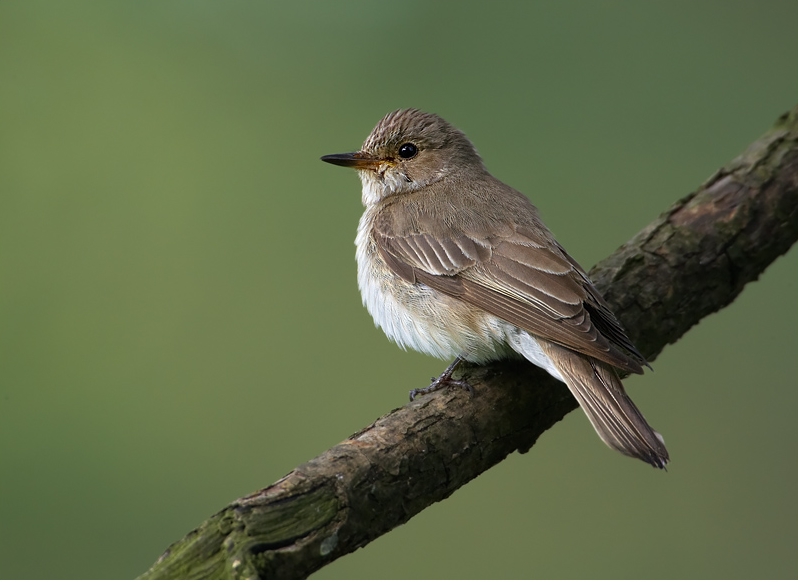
139, 106, 798, 580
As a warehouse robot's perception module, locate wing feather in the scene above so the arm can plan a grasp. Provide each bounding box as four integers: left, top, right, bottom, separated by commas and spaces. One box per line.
375, 224, 647, 374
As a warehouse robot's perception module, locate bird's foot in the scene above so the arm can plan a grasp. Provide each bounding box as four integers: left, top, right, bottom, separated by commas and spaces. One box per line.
409, 356, 473, 401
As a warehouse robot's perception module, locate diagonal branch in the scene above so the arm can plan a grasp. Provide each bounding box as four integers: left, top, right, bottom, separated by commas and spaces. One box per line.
140, 106, 798, 580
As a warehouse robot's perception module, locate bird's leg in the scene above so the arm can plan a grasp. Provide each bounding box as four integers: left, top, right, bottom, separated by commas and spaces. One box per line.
409, 356, 473, 401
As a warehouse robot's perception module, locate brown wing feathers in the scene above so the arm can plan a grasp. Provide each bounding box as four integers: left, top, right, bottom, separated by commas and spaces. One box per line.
376, 227, 647, 374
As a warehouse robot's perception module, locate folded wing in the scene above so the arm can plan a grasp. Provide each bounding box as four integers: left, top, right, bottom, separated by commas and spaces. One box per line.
374, 224, 647, 374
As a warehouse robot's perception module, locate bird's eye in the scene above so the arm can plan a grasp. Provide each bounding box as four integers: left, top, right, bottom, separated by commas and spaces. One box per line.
397, 143, 418, 159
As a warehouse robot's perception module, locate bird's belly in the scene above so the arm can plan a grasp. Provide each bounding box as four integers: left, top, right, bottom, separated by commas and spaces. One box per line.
355, 218, 511, 363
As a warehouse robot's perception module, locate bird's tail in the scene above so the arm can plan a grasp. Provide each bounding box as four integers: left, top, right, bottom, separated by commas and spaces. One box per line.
514, 334, 669, 468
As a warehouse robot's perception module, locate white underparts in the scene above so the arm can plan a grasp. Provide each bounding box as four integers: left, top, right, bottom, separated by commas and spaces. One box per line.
505, 328, 565, 382
355, 203, 564, 383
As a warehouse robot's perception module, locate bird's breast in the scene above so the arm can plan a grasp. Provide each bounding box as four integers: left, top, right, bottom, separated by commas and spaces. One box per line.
354, 207, 512, 363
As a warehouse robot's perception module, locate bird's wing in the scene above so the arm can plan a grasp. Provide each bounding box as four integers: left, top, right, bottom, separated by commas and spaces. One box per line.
374, 223, 647, 374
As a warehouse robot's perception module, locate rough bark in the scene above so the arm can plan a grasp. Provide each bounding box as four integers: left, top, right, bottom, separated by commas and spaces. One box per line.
139, 106, 798, 580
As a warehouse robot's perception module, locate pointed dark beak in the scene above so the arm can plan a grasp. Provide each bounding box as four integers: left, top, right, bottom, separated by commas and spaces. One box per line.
320, 151, 380, 170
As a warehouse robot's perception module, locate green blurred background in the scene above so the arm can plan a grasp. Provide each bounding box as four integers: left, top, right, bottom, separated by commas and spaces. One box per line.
1, 1, 797, 578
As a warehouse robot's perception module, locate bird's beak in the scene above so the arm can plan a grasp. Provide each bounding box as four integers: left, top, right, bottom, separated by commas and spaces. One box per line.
320, 151, 381, 170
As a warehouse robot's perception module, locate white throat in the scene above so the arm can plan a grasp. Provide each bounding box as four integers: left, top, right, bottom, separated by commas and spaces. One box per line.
357, 167, 445, 206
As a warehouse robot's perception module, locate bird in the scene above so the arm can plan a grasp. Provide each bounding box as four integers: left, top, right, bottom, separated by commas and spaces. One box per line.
321, 108, 669, 469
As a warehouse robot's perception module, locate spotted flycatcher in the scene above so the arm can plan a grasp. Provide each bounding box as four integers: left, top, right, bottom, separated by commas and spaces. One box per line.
322, 109, 668, 469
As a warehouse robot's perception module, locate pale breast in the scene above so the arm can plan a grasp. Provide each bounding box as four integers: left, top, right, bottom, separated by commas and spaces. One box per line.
355, 207, 512, 363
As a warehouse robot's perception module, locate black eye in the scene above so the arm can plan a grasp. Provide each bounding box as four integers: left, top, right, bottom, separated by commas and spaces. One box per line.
397, 143, 418, 159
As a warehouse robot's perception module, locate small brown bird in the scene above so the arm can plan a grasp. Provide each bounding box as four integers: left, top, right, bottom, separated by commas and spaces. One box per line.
322, 109, 668, 469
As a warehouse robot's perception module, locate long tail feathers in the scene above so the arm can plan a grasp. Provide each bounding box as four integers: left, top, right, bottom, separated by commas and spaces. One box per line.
538, 340, 670, 469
